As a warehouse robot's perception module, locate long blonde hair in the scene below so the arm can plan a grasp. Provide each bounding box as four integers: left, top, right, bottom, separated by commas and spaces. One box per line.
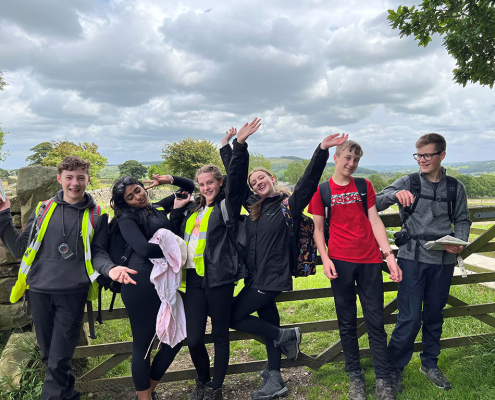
248, 167, 290, 221
192, 164, 224, 213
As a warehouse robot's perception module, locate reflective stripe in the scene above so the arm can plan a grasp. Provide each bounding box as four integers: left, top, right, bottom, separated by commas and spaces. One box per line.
88, 270, 100, 283
19, 260, 30, 275
32, 241, 42, 251
183, 207, 213, 277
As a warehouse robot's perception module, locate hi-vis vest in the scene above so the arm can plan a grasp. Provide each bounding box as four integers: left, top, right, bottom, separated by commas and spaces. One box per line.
10, 198, 105, 304
183, 207, 213, 277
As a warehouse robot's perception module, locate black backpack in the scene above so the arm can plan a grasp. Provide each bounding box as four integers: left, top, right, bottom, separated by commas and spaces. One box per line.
319, 177, 368, 246
219, 199, 247, 271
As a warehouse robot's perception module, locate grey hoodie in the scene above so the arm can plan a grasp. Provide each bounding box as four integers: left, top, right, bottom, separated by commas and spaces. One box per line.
375, 167, 471, 265
0, 190, 115, 294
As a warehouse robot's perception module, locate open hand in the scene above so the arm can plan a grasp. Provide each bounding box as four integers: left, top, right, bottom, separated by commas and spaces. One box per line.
0, 197, 11, 212
109, 266, 138, 285
320, 133, 348, 150
395, 190, 414, 207
143, 174, 172, 190
237, 118, 262, 144
222, 127, 237, 147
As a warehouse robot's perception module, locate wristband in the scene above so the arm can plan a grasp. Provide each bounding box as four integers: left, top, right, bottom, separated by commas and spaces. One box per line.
382, 250, 394, 259
168, 175, 174, 184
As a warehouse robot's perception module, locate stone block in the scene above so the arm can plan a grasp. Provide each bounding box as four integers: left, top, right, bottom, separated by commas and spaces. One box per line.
0, 245, 20, 266
12, 214, 21, 228
18, 165, 59, 227
9, 196, 20, 214
0, 303, 31, 331
0, 332, 36, 389
0, 264, 18, 279
0, 278, 16, 303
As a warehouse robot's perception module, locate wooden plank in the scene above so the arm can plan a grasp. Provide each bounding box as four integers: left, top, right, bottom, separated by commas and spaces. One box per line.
471, 227, 488, 235
461, 224, 495, 259
76, 332, 495, 393
451, 272, 495, 285
469, 206, 495, 222
79, 353, 131, 381
447, 296, 495, 329
478, 242, 495, 252
463, 263, 494, 274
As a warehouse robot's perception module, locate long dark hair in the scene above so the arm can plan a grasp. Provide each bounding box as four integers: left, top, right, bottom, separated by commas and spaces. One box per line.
191, 164, 226, 213
110, 175, 150, 227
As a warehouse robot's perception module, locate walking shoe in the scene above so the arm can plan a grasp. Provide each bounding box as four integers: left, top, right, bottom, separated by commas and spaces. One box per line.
348, 370, 366, 400
375, 379, 396, 400
151, 392, 158, 400
190, 379, 208, 400
420, 366, 451, 390
274, 327, 301, 360
390, 368, 403, 394
251, 369, 288, 399
204, 386, 223, 400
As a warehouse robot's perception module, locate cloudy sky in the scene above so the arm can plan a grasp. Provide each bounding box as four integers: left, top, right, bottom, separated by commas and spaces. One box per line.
1, 0, 494, 170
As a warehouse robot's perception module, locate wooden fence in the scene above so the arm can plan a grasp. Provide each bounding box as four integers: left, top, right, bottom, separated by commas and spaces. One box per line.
74, 206, 495, 393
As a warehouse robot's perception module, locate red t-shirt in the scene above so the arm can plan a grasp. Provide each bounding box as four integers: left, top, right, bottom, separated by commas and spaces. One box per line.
308, 177, 382, 263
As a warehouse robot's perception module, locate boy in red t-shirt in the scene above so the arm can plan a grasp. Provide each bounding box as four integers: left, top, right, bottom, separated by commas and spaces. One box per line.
308, 139, 402, 400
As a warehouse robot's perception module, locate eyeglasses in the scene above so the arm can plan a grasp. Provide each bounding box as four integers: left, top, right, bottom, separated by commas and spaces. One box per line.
413, 151, 442, 161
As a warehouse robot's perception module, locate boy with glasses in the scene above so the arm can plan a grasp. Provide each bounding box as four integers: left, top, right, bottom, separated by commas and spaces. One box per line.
376, 133, 471, 393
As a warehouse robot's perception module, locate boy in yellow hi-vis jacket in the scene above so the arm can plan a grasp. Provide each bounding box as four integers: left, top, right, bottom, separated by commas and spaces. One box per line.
0, 156, 136, 400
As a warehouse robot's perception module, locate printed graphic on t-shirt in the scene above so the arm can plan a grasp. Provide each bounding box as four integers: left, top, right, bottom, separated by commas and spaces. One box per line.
331, 192, 362, 206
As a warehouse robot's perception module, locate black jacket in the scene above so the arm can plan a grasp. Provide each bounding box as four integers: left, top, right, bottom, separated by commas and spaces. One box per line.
221, 143, 329, 292
170, 140, 249, 288
0, 190, 113, 294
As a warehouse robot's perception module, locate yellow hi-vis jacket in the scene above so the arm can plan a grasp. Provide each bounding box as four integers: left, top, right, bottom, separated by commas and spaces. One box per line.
183, 207, 213, 277
10, 199, 105, 304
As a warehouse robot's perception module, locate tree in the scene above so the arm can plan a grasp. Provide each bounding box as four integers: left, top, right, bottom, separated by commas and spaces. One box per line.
42, 140, 108, 187
284, 159, 309, 185
161, 138, 224, 180
25, 142, 53, 165
388, 1, 495, 88
0, 125, 7, 162
147, 163, 166, 179
249, 153, 272, 172
0, 69, 6, 92
118, 160, 148, 179
368, 174, 387, 193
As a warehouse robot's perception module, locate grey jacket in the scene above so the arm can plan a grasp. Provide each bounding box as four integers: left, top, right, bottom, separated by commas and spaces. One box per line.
375, 168, 471, 265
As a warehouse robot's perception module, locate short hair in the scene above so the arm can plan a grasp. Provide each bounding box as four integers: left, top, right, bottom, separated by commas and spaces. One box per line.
57, 156, 90, 175
416, 133, 447, 153
335, 140, 363, 157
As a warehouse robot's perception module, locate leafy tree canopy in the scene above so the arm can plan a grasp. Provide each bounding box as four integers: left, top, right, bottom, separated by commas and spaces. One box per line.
118, 160, 148, 179
25, 142, 53, 165
42, 140, 108, 187
147, 163, 166, 179
0, 125, 8, 162
249, 152, 272, 172
389, 0, 495, 87
161, 138, 223, 180
368, 173, 387, 193
0, 69, 6, 92
284, 159, 309, 185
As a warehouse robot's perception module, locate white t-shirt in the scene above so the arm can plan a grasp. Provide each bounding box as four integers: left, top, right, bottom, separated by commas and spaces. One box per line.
185, 206, 210, 270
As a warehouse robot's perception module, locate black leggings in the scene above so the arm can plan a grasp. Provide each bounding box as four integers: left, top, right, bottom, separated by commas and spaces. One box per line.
185, 269, 235, 389
121, 262, 183, 391
230, 286, 282, 371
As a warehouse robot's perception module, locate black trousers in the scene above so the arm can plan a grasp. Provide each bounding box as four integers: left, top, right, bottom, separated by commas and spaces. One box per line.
388, 258, 454, 369
29, 290, 87, 400
185, 269, 235, 389
230, 286, 282, 371
121, 262, 183, 391
330, 259, 390, 379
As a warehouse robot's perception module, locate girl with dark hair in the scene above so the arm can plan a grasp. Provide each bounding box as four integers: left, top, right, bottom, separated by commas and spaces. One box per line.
110, 174, 195, 400
221, 130, 348, 399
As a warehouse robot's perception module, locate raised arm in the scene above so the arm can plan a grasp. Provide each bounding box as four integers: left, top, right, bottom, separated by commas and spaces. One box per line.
375, 175, 410, 211
220, 127, 237, 171
146, 175, 195, 213
0, 200, 34, 259
289, 133, 347, 215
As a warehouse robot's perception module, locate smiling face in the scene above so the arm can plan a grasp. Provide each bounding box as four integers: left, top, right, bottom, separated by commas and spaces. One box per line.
334, 148, 360, 178
416, 143, 445, 177
197, 172, 223, 205
123, 184, 149, 208
57, 167, 90, 204
249, 170, 276, 198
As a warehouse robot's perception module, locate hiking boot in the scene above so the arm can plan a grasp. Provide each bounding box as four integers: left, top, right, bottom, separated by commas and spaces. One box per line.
420, 366, 451, 390
375, 379, 396, 400
251, 369, 288, 400
348, 370, 366, 400
204, 386, 223, 400
190, 379, 207, 400
151, 392, 158, 400
390, 368, 402, 394
274, 327, 301, 360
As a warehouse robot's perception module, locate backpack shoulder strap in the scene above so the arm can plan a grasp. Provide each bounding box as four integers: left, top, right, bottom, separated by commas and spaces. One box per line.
402, 173, 421, 223
446, 175, 458, 222
318, 181, 331, 244
354, 177, 368, 218
280, 197, 294, 231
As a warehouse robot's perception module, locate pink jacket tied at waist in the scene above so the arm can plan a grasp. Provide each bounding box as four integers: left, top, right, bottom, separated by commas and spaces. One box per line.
146, 228, 187, 357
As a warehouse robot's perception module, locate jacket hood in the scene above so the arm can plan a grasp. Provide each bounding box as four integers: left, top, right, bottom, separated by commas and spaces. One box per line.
54, 190, 97, 210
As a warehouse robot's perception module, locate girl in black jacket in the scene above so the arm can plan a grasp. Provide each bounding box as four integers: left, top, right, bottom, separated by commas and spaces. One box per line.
222, 131, 348, 400
110, 174, 195, 400
169, 119, 261, 400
